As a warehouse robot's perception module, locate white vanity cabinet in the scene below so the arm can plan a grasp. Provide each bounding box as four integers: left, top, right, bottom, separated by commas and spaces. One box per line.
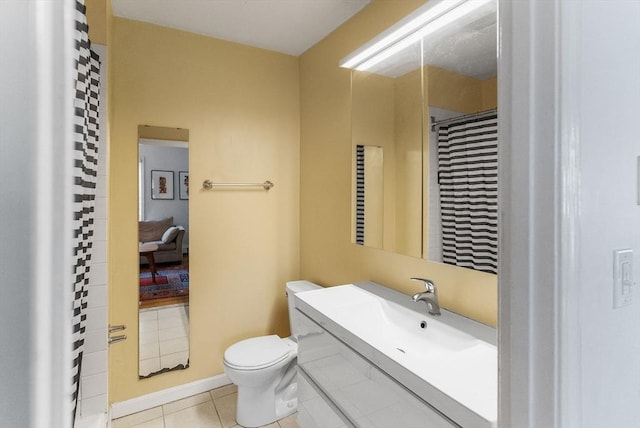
295, 309, 458, 428
293, 282, 497, 428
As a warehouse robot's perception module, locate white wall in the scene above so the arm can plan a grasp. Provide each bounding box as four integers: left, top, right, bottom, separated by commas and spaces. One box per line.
578, 2, 640, 426
0, 1, 74, 426
0, 3, 40, 425
500, 1, 640, 426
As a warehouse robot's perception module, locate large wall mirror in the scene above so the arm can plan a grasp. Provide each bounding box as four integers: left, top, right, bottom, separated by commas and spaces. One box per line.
348, 0, 498, 274
351, 41, 424, 257
137, 125, 190, 378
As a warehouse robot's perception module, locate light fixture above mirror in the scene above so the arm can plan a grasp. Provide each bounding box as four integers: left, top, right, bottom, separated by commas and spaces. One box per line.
339, 0, 494, 73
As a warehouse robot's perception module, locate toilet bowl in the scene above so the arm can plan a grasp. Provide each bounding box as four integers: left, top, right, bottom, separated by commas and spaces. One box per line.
223, 280, 321, 428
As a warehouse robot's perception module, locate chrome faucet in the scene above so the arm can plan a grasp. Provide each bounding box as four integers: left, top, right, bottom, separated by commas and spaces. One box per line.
410, 277, 441, 316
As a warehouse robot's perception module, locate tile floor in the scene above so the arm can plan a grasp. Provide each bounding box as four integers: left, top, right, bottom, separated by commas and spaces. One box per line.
139, 304, 190, 377
112, 384, 299, 428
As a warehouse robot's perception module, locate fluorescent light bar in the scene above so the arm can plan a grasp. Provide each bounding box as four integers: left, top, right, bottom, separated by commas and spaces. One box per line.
340, 0, 464, 69
340, 0, 492, 71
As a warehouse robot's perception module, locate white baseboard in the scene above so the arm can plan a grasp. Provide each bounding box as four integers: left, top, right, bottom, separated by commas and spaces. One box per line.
110, 374, 232, 419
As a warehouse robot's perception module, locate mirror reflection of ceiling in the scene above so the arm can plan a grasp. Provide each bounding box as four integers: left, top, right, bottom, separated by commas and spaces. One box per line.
367, 0, 497, 79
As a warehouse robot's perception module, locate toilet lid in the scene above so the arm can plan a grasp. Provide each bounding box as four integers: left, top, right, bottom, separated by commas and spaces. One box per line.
224, 335, 291, 370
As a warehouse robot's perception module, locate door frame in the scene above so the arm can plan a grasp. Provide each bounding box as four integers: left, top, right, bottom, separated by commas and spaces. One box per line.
498, 0, 583, 426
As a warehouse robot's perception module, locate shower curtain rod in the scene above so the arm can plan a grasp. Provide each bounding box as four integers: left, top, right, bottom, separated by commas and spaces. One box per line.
430, 108, 497, 132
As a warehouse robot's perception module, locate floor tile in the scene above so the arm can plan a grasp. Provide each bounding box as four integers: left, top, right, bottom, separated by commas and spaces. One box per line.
139, 317, 159, 334
158, 325, 188, 341
277, 413, 299, 428
139, 340, 160, 360
210, 383, 237, 399
129, 417, 165, 428
111, 382, 297, 428
158, 313, 189, 331
159, 336, 189, 356
112, 407, 163, 428
139, 329, 159, 345
139, 309, 158, 322
163, 391, 212, 416
160, 350, 189, 369
213, 392, 237, 428
139, 357, 161, 377
164, 401, 222, 428
157, 304, 187, 319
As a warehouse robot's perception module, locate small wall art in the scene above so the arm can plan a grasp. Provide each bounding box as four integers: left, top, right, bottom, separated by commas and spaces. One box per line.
179, 171, 189, 200
151, 170, 174, 200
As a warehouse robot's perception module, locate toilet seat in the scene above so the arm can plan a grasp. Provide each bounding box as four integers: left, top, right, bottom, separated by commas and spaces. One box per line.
224, 335, 292, 371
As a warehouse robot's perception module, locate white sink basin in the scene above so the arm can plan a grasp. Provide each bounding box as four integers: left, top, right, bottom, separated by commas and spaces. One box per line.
378, 298, 480, 352
296, 283, 497, 427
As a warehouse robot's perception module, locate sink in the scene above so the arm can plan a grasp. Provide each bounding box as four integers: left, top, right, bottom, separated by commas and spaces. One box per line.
295, 282, 497, 427
378, 298, 480, 352
298, 284, 482, 351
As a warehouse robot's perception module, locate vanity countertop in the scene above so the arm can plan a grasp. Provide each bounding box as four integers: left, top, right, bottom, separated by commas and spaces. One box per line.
295, 281, 497, 428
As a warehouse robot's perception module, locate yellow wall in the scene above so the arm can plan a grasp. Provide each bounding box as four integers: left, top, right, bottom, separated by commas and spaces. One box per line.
96, 0, 497, 405
482, 76, 498, 110
350, 67, 423, 258
393, 68, 424, 257
109, 18, 300, 402
351, 71, 395, 249
84, 0, 112, 149
427, 65, 497, 113
299, 0, 497, 326
85, 0, 107, 45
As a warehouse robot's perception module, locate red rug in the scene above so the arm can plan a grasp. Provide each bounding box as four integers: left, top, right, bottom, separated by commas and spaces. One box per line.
139, 269, 189, 302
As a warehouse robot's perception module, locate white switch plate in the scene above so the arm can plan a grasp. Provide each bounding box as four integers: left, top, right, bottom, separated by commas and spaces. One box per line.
614, 249, 634, 308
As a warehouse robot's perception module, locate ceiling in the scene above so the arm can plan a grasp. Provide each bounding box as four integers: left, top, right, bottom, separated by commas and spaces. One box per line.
111, 0, 371, 56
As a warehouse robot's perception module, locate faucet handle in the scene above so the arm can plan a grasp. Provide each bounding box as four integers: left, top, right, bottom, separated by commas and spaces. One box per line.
410, 277, 436, 293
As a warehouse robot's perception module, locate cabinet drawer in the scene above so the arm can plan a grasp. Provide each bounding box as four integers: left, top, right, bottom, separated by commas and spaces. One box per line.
297, 311, 457, 428
297, 369, 351, 428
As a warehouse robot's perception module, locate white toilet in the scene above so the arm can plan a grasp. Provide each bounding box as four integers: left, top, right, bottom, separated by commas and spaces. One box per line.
223, 280, 321, 428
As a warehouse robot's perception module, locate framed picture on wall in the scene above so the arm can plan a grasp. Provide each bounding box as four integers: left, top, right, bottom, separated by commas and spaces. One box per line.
151, 170, 174, 200
179, 171, 189, 200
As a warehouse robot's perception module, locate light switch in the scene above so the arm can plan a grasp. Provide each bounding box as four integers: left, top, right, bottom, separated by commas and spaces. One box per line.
614, 249, 634, 308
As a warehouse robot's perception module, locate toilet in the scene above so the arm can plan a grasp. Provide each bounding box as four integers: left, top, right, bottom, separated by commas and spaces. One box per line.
223, 280, 321, 428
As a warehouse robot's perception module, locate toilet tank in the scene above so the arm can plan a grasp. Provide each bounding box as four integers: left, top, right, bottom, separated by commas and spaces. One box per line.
286, 280, 321, 339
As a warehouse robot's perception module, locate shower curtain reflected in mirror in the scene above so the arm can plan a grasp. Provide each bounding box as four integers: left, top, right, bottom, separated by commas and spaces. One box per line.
435, 110, 498, 274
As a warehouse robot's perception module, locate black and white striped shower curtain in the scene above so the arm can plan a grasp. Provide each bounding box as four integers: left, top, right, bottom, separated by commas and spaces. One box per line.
355, 145, 365, 245
437, 112, 498, 274
71, 0, 100, 419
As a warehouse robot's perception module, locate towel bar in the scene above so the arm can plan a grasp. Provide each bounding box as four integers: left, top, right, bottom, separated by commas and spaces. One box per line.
202, 180, 274, 190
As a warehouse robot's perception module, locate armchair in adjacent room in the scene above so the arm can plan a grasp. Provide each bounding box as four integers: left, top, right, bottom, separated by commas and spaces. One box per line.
138, 217, 185, 265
